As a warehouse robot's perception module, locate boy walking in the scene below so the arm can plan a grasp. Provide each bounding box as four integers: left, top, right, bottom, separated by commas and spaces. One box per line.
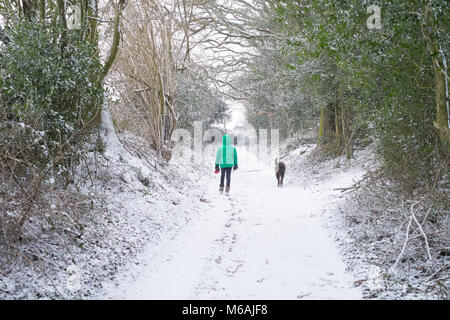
215, 134, 238, 195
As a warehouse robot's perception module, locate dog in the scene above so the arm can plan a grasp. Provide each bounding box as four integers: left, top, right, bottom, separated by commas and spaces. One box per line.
275, 158, 286, 187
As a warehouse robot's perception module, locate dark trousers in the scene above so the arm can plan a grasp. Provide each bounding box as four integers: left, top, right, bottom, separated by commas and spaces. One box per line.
220, 167, 232, 187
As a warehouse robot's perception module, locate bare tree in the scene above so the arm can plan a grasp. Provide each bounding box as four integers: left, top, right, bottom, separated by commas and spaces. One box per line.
113, 0, 188, 159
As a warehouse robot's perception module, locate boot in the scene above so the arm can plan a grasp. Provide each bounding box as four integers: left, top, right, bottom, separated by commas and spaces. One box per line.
225, 186, 230, 196
219, 186, 224, 193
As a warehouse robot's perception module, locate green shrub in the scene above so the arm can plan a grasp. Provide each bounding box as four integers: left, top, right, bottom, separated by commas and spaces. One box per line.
0, 20, 103, 175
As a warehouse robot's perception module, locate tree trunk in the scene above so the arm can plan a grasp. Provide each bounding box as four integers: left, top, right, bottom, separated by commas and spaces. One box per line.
22, 0, 32, 20
318, 104, 334, 146
39, 0, 45, 21
102, 0, 126, 80
334, 101, 340, 153
432, 57, 450, 153
420, 6, 450, 153
87, 0, 98, 44
56, 0, 67, 53
339, 83, 353, 159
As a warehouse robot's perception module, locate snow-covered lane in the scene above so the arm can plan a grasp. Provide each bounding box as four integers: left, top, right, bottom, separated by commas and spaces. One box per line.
102, 148, 362, 300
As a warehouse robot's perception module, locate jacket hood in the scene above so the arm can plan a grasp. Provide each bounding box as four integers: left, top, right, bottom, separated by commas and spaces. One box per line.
222, 135, 231, 146
216, 134, 237, 168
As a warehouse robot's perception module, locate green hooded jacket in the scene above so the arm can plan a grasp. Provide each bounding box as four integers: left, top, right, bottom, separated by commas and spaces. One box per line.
215, 135, 238, 168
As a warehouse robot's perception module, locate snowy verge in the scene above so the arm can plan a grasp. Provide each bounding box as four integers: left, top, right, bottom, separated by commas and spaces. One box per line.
0, 107, 212, 299
281, 134, 448, 300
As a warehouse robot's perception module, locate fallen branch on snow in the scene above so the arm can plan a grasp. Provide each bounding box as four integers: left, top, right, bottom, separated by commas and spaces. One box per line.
391, 200, 433, 271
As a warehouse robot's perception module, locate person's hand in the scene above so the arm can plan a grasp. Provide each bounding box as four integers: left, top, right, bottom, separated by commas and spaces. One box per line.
215, 164, 220, 172
233, 165, 238, 171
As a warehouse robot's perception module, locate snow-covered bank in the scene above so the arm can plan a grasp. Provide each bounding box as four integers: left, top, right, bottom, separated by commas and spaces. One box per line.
281, 136, 449, 300
0, 107, 212, 299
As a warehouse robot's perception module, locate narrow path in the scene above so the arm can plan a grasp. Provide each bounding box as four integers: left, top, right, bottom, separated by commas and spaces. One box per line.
103, 148, 361, 299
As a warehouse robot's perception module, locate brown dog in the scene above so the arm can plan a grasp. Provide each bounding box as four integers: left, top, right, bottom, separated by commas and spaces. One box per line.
275, 158, 286, 187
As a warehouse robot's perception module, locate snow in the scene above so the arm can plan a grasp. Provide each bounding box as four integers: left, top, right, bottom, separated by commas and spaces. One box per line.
4, 104, 442, 300
0, 106, 211, 300
98, 147, 363, 299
